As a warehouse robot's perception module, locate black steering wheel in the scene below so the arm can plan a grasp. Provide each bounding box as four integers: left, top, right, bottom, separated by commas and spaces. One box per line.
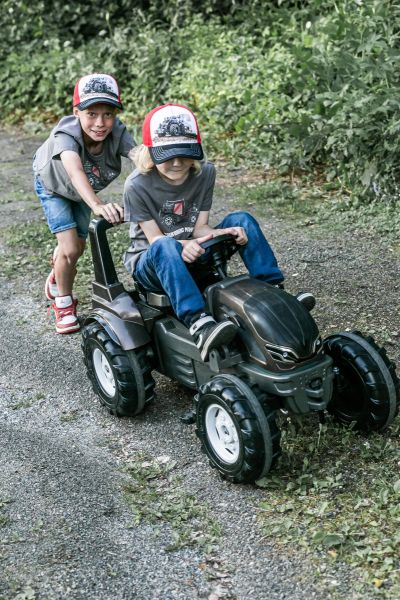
199, 233, 240, 271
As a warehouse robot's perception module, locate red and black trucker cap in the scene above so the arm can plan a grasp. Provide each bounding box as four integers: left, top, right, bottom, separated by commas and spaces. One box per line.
73, 73, 123, 110
142, 103, 203, 164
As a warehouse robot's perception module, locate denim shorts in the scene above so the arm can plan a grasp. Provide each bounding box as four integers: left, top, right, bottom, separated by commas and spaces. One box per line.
34, 175, 92, 239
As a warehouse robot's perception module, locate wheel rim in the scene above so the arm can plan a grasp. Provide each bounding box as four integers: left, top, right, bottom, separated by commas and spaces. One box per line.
205, 403, 240, 464
92, 347, 116, 397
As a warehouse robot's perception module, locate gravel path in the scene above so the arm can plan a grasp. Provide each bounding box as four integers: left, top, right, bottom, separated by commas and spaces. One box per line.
0, 127, 398, 600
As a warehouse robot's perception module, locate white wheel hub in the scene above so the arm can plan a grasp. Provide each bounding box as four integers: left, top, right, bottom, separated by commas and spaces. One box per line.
205, 403, 240, 464
93, 348, 116, 397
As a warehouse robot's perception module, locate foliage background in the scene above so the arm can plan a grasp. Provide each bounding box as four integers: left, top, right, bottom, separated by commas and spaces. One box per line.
1, 0, 400, 203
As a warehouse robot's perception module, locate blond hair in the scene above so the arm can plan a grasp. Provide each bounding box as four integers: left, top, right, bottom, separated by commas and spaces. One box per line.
128, 144, 204, 175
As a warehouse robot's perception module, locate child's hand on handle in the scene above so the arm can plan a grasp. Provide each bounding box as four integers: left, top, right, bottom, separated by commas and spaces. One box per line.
216, 226, 247, 245
181, 233, 214, 263
93, 202, 124, 224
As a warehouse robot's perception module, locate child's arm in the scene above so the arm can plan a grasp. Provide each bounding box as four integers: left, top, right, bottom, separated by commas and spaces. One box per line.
61, 151, 123, 224
139, 219, 213, 264
139, 219, 165, 245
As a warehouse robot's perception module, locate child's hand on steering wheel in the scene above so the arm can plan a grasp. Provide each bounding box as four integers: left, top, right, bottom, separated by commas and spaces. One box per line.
181, 233, 213, 263
216, 226, 247, 245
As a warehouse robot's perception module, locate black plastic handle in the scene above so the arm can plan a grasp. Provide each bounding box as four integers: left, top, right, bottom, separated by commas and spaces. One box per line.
200, 233, 236, 250
88, 218, 120, 286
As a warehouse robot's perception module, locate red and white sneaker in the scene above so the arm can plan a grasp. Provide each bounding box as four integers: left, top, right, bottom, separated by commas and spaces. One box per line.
51, 299, 80, 334
45, 247, 59, 301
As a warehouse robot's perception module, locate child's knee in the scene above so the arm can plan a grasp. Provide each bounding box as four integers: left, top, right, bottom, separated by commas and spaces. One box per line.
235, 210, 255, 222
227, 211, 258, 228
58, 245, 82, 265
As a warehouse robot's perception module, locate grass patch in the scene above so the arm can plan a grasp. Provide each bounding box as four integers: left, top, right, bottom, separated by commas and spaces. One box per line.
60, 410, 79, 422
0, 515, 10, 528
123, 452, 221, 552
0, 191, 31, 204
232, 177, 323, 221
256, 416, 400, 597
1, 221, 54, 277
231, 175, 400, 245
0, 498, 13, 528
11, 392, 44, 410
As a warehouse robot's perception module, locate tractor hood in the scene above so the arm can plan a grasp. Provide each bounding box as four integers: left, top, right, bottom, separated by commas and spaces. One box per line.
213, 278, 320, 363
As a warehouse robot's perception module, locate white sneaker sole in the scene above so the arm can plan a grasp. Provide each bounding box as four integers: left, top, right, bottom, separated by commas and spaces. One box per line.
55, 321, 80, 334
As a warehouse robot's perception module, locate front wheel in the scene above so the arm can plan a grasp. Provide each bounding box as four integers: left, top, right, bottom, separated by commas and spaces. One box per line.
195, 375, 281, 483
81, 322, 155, 417
323, 331, 399, 431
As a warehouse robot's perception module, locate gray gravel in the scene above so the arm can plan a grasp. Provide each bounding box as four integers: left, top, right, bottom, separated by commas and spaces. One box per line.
0, 128, 398, 600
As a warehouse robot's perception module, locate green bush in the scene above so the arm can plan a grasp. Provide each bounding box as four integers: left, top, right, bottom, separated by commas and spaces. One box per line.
166, 18, 296, 163
1, 0, 400, 203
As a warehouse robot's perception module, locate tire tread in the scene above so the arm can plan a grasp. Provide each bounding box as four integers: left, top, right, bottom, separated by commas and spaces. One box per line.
81, 322, 155, 417
323, 331, 399, 431
195, 376, 281, 483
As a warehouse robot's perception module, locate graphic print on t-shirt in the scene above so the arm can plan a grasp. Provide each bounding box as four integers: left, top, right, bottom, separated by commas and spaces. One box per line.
83, 158, 117, 191
91, 165, 100, 179
159, 198, 199, 231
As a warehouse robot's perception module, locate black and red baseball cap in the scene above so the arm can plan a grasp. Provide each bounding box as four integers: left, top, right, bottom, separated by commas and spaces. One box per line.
73, 73, 123, 110
142, 103, 204, 164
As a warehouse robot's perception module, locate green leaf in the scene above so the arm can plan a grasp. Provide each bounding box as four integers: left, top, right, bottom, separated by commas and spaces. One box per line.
323, 534, 345, 548
393, 480, 400, 493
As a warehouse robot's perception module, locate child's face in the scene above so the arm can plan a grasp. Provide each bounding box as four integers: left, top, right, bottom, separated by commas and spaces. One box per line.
74, 103, 116, 144
156, 157, 194, 185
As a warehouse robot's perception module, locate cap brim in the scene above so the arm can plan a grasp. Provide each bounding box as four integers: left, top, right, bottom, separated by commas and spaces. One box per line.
76, 97, 123, 110
149, 144, 203, 164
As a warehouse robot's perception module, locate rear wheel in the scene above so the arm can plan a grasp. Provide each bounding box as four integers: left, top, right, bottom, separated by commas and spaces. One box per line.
323, 331, 399, 431
81, 322, 155, 417
195, 374, 281, 483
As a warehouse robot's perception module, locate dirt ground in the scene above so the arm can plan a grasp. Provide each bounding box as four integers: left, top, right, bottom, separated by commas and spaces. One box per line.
0, 126, 399, 600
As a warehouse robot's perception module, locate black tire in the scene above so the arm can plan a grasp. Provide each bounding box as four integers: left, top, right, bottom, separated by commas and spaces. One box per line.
195, 374, 281, 483
81, 322, 155, 417
323, 331, 399, 431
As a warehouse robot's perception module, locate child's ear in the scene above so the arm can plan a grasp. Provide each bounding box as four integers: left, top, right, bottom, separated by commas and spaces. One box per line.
73, 107, 80, 117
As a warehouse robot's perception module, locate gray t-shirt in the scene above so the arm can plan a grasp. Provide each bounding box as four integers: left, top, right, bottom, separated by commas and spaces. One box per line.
33, 115, 135, 202
123, 162, 216, 273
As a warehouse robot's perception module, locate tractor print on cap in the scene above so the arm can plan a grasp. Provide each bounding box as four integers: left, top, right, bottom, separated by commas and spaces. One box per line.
155, 114, 198, 139
82, 76, 118, 100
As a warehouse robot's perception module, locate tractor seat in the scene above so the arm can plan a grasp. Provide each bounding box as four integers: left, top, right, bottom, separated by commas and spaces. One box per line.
132, 277, 171, 307
145, 291, 171, 307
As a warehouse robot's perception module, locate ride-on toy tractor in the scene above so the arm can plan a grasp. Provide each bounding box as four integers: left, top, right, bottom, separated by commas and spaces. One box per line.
81, 219, 399, 483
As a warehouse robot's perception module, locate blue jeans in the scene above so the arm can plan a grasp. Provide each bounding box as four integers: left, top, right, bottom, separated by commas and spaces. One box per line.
34, 175, 91, 239
134, 211, 284, 326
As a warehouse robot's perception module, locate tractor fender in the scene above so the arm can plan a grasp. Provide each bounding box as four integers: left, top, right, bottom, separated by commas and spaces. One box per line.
83, 309, 151, 351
